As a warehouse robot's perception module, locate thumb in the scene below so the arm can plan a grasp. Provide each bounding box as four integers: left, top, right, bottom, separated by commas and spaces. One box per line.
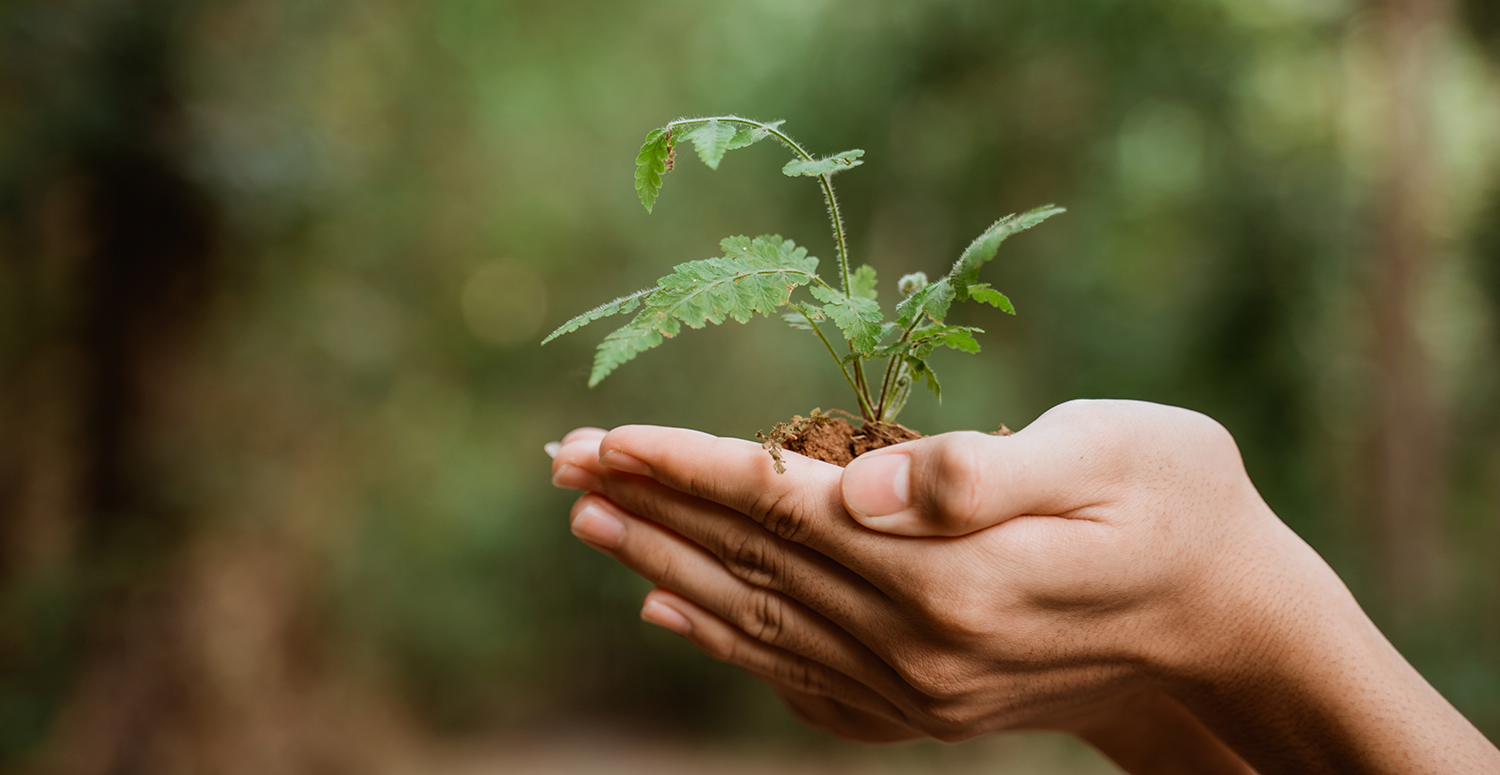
841, 427, 1104, 537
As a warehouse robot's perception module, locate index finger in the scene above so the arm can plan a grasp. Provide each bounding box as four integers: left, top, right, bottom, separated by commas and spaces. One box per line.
597, 425, 908, 585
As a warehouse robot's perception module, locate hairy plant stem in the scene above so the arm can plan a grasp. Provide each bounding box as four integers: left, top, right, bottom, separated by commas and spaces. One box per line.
794, 303, 874, 419
874, 315, 927, 421
667, 117, 876, 420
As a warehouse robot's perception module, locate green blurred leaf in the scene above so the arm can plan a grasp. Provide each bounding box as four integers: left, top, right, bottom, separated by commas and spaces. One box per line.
850, 264, 878, 300
725, 120, 783, 150
967, 283, 1015, 314
941, 328, 981, 353
781, 149, 865, 177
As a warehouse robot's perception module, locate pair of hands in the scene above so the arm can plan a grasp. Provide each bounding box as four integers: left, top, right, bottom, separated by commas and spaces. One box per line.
549, 400, 1499, 774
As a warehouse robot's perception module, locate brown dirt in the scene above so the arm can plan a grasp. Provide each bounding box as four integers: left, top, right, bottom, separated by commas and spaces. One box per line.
757, 410, 1013, 473
784, 415, 922, 467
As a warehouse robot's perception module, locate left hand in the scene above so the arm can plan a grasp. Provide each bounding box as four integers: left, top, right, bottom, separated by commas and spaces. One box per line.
550, 426, 923, 743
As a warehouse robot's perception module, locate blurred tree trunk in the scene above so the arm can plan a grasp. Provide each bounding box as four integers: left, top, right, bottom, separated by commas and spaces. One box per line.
1369, 0, 1451, 618
1, 2, 218, 771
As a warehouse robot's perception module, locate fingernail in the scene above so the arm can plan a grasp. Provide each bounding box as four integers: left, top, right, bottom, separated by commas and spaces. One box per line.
571, 503, 625, 549
544, 441, 561, 459
600, 449, 651, 476
641, 600, 691, 635
552, 464, 601, 492
843, 453, 910, 518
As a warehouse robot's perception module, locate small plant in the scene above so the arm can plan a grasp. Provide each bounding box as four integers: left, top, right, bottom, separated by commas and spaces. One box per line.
543, 116, 1061, 467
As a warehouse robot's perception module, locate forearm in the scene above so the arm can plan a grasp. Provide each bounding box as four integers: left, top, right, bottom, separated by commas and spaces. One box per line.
1170, 523, 1500, 774
1063, 689, 1257, 775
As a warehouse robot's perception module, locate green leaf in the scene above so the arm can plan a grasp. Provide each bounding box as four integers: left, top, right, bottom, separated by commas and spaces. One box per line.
588, 235, 819, 385
906, 356, 941, 401
782, 304, 824, 330
941, 328, 981, 353
542, 286, 661, 344
949, 205, 1064, 298
684, 120, 739, 170
810, 285, 883, 354
967, 283, 1015, 314
850, 264, 878, 300
634, 128, 674, 213
782, 311, 813, 330
902, 324, 982, 359
895, 277, 954, 325
724, 120, 782, 151
591, 320, 667, 387
781, 149, 865, 177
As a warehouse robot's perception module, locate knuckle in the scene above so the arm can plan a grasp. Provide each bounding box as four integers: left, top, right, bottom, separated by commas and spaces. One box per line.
749, 488, 812, 543
722, 530, 778, 588
932, 440, 988, 526
781, 655, 832, 697
736, 588, 788, 645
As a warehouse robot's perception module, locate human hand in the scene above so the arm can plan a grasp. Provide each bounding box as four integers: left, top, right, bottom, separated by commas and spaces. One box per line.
550, 426, 926, 744
548, 402, 1257, 768
551, 400, 1500, 774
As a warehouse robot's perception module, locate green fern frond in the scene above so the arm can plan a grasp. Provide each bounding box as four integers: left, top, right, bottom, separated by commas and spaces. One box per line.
541, 286, 661, 345
635, 128, 674, 213
895, 278, 955, 326
949, 205, 1064, 299
966, 283, 1015, 314
683, 120, 739, 170
810, 285, 882, 354
587, 235, 818, 386
850, 264, 878, 300
725, 120, 782, 150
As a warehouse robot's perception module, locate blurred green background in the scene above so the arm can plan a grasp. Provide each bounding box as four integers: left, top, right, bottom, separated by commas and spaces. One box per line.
1, 0, 1497, 771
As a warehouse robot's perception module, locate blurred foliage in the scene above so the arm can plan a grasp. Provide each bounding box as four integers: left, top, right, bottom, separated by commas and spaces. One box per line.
0, 0, 1497, 769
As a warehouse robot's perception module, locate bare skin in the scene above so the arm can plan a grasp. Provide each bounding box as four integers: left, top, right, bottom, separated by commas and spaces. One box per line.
549, 399, 1500, 774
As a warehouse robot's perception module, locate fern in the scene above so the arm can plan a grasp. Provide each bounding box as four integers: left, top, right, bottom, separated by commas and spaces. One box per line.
542, 287, 660, 345
546, 115, 1064, 426
584, 235, 817, 386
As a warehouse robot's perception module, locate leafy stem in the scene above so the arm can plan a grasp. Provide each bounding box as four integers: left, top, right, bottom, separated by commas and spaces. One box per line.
548, 115, 1062, 437
874, 314, 927, 421
665, 116, 854, 296
794, 302, 873, 419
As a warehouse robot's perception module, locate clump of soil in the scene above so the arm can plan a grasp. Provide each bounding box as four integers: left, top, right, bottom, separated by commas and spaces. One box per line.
756, 409, 921, 472
757, 409, 1014, 473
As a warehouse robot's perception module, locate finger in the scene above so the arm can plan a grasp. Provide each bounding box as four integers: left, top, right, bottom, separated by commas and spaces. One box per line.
571, 494, 907, 698
767, 682, 923, 743
841, 401, 1131, 536
590, 461, 898, 644
638, 588, 910, 728
595, 425, 906, 579
552, 436, 605, 491
563, 426, 608, 444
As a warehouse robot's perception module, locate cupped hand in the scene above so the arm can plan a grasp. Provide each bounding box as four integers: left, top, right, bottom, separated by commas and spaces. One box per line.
550, 400, 1500, 774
